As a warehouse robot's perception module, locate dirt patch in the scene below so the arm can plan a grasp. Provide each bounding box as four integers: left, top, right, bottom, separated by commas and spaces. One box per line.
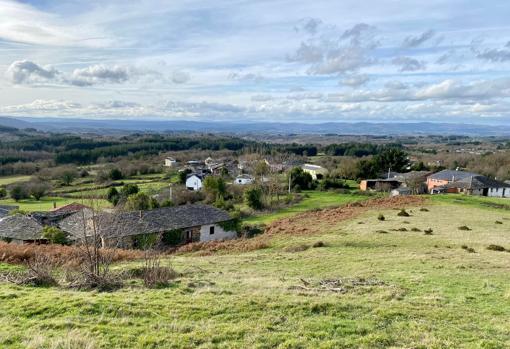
289, 277, 387, 294
265, 196, 426, 236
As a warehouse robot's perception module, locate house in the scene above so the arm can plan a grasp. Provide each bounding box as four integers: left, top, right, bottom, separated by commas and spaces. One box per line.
186, 173, 205, 191
234, 174, 255, 185
359, 179, 401, 192
59, 204, 237, 248
0, 214, 46, 244
30, 203, 91, 226
433, 175, 510, 197
0, 205, 18, 219
391, 171, 432, 194
302, 164, 328, 180
164, 157, 177, 167
426, 169, 478, 192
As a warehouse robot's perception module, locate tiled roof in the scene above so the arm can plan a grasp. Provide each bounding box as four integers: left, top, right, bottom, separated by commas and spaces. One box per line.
0, 214, 44, 241
444, 175, 510, 190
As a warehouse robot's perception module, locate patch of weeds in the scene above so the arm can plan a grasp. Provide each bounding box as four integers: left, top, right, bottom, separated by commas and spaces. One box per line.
397, 209, 410, 217
411, 227, 421, 232
377, 214, 385, 221
487, 244, 506, 252
402, 221, 410, 224
376, 230, 389, 234
458, 226, 472, 231
419, 208, 429, 212
495, 221, 503, 225
424, 228, 433, 235
357, 221, 365, 224
461, 245, 476, 253
284, 244, 310, 253
391, 227, 408, 232
312, 241, 326, 248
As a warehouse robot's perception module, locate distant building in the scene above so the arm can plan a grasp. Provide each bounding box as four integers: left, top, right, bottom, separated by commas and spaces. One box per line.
0, 215, 46, 244
234, 174, 255, 185
186, 173, 205, 191
302, 164, 328, 180
360, 179, 401, 192
426, 169, 478, 192
164, 157, 177, 167
431, 175, 510, 197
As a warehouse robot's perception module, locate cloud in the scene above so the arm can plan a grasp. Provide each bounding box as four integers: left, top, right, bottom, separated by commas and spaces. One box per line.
294, 18, 322, 35
401, 29, 435, 48
392, 56, 426, 72
251, 94, 274, 102
6, 60, 60, 84
6, 60, 153, 87
341, 74, 369, 87
228, 72, 266, 83
69, 65, 130, 86
286, 92, 323, 100
288, 22, 379, 75
476, 48, 510, 62
171, 71, 191, 84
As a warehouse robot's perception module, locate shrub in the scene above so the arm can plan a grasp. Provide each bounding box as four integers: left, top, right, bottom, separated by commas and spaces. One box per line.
458, 226, 471, 231
120, 183, 139, 197
466, 247, 476, 253
140, 252, 178, 288
283, 244, 309, 253
126, 192, 151, 210
9, 183, 29, 201
495, 221, 503, 225
397, 209, 410, 217
312, 241, 326, 248
0, 187, 7, 199
487, 244, 506, 252
42, 226, 68, 245
160, 199, 174, 207
377, 213, 385, 221
376, 230, 389, 234
106, 187, 120, 205
424, 228, 433, 235
162, 229, 184, 246
244, 187, 264, 210
241, 224, 265, 238
109, 168, 123, 180
411, 227, 421, 232
419, 208, 429, 212
2, 254, 58, 287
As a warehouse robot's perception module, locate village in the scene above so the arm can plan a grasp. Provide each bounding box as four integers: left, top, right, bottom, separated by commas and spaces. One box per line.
0, 148, 509, 247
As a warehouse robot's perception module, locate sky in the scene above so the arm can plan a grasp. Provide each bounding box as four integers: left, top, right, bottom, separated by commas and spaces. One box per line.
1, 0, 510, 123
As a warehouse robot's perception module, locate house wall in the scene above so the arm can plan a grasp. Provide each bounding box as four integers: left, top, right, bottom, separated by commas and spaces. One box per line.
235, 178, 254, 185
427, 178, 449, 191
199, 224, 237, 242
164, 159, 176, 167
186, 176, 202, 191
487, 187, 510, 198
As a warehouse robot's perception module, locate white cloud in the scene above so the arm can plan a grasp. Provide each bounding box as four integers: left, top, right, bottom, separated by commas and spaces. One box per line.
5, 60, 60, 84
341, 74, 369, 87
69, 65, 130, 86
171, 71, 191, 84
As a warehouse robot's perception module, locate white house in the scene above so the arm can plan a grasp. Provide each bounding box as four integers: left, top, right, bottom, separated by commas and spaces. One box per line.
164, 157, 177, 167
186, 173, 205, 191
234, 174, 255, 185
302, 164, 328, 180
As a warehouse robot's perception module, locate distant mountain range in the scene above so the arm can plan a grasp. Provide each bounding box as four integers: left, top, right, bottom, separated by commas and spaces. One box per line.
1, 116, 510, 136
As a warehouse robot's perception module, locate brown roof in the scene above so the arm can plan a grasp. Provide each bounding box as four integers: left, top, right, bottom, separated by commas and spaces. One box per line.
52, 203, 90, 214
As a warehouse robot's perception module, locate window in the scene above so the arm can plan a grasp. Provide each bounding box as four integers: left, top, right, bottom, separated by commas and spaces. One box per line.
209, 226, 215, 235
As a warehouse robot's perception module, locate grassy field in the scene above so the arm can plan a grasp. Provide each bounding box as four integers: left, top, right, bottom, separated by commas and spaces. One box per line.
0, 197, 111, 211
243, 191, 372, 225
0, 199, 508, 348
0, 176, 31, 186
431, 193, 510, 210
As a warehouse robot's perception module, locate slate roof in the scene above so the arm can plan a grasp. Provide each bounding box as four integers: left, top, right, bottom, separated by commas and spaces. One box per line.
0, 214, 45, 241
428, 169, 479, 182
60, 204, 231, 240
443, 175, 510, 190
0, 205, 18, 219
52, 203, 90, 214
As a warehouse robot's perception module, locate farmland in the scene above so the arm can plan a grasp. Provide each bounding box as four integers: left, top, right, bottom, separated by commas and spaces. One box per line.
0, 197, 509, 348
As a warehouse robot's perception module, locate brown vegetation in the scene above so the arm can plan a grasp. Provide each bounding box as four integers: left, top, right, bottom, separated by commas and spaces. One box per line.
176, 239, 269, 254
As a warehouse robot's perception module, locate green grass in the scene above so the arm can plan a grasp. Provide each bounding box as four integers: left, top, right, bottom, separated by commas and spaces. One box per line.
431, 193, 510, 210
243, 190, 372, 225
0, 176, 31, 186
0, 197, 111, 211
0, 201, 509, 348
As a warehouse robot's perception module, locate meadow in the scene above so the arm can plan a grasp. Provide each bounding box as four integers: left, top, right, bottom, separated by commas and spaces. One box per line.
0, 197, 508, 348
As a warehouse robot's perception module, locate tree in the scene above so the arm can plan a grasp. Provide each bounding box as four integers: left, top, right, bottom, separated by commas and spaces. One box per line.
254, 161, 270, 179
28, 181, 50, 201
0, 187, 6, 199
373, 148, 409, 174
244, 187, 264, 210
42, 226, 68, 245
288, 167, 314, 191
121, 183, 139, 197
109, 168, 123, 181
203, 176, 227, 201
178, 169, 192, 184
9, 183, 29, 202
61, 170, 77, 186
126, 192, 151, 210
106, 187, 120, 205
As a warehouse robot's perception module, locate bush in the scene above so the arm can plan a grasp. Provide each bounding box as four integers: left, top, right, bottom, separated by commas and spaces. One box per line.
106, 187, 120, 205
283, 244, 309, 253
109, 168, 123, 180
2, 254, 58, 287
495, 221, 503, 225
126, 192, 151, 210
419, 208, 429, 212
9, 183, 29, 201
458, 226, 471, 231
120, 183, 139, 197
140, 252, 178, 288
241, 224, 265, 238
160, 199, 175, 207
162, 229, 184, 246
487, 244, 506, 252
377, 213, 385, 221
0, 187, 6, 199
397, 209, 410, 217
312, 241, 326, 248
411, 227, 421, 232
424, 228, 433, 235
42, 226, 68, 245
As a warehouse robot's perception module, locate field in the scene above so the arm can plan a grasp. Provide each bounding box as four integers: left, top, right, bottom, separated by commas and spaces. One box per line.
0, 197, 111, 211
0, 196, 509, 348
0, 176, 31, 186
244, 191, 372, 225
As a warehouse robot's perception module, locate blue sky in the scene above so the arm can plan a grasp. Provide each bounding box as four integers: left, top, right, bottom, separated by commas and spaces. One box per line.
1, 0, 510, 123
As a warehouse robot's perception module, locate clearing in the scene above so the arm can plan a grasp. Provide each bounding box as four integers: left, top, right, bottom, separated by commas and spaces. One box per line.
0, 196, 508, 347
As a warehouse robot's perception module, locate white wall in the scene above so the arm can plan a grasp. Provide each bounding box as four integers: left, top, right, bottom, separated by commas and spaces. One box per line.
199, 224, 237, 242
235, 178, 254, 185
186, 176, 202, 191
488, 187, 510, 198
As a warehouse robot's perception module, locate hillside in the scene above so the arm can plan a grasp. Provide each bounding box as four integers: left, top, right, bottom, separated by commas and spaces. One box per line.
0, 196, 508, 348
